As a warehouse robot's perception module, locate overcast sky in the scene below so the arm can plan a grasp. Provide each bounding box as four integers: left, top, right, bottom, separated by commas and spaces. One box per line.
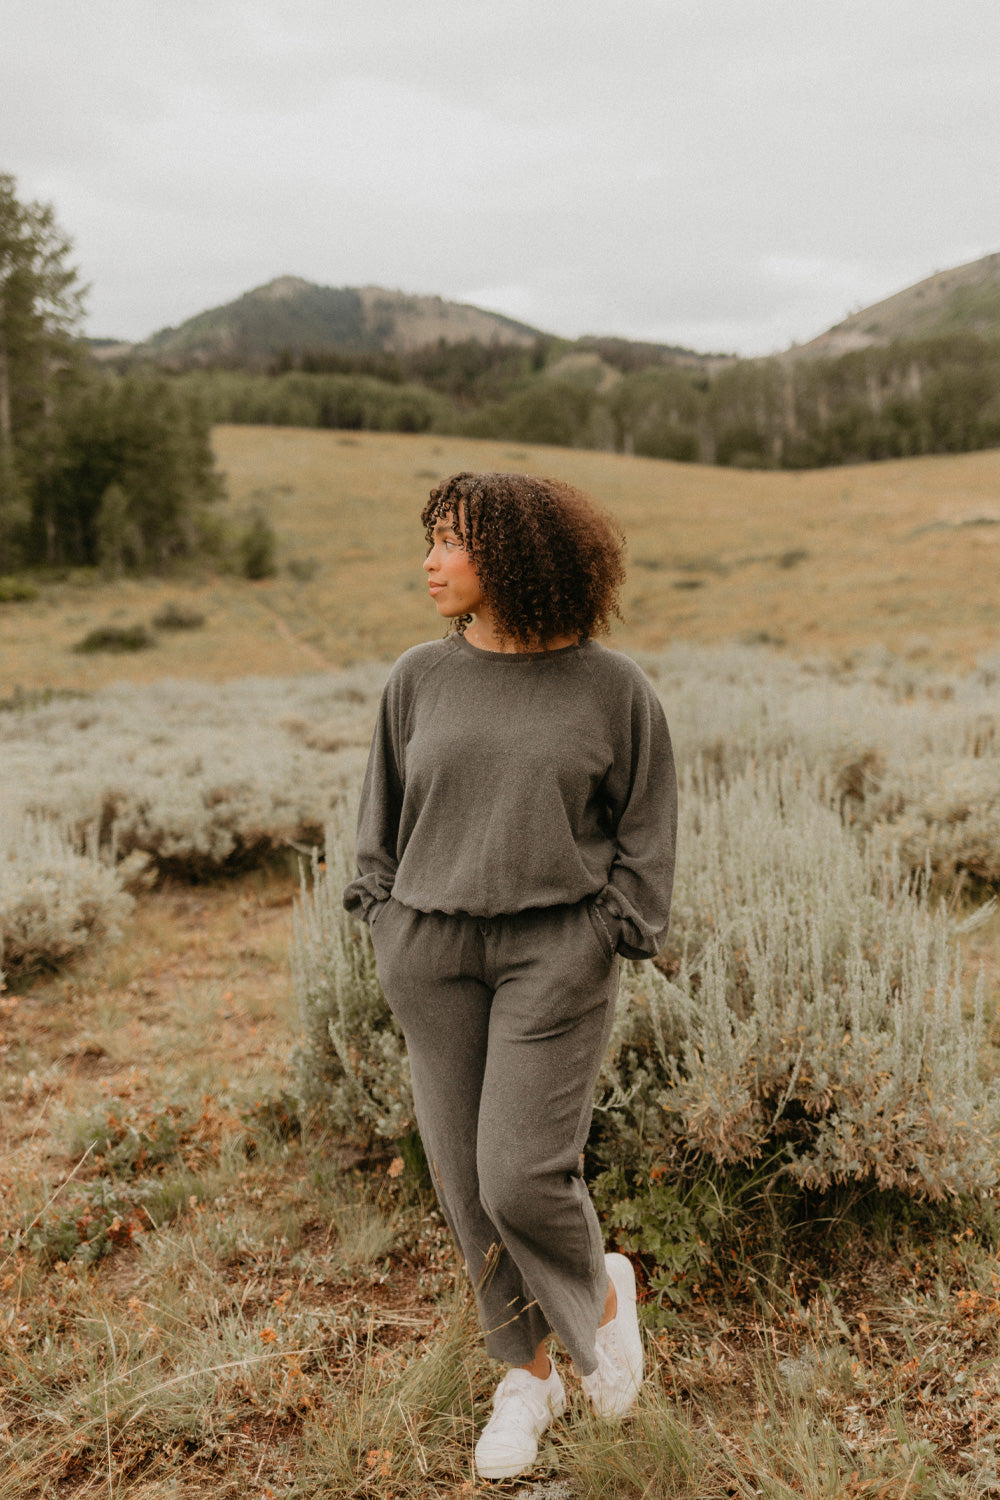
4, 0, 999, 355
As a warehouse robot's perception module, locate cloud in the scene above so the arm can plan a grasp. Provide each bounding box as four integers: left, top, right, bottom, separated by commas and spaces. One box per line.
4, 0, 999, 349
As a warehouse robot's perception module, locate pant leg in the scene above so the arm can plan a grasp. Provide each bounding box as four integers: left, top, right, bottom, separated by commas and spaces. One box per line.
369, 898, 551, 1363
476, 901, 620, 1376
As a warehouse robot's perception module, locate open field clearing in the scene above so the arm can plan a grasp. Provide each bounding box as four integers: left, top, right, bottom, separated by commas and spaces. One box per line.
3, 428, 1000, 695
3, 436, 1000, 1494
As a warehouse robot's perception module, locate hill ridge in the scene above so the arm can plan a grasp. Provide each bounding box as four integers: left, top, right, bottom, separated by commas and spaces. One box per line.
122, 279, 544, 368
784, 249, 1000, 360
92, 250, 1000, 371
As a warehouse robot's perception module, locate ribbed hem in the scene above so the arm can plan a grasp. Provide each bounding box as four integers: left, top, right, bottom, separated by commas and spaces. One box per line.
456, 633, 589, 664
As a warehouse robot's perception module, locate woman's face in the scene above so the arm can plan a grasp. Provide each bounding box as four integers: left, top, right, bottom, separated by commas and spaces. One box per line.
423, 513, 485, 620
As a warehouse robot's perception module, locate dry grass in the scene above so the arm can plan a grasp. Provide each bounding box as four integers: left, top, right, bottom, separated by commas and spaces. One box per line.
0, 869, 299, 1186
3, 865, 1000, 1497
3, 428, 1000, 694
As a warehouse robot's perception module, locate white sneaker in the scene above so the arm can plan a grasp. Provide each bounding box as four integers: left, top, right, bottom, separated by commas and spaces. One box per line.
581, 1253, 644, 1418
474, 1361, 567, 1480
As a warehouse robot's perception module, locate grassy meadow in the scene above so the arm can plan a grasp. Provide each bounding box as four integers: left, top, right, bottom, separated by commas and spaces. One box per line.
2, 430, 1000, 1497
4, 426, 1000, 694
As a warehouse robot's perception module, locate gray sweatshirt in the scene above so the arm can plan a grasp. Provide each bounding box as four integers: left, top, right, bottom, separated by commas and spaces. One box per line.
342, 634, 677, 960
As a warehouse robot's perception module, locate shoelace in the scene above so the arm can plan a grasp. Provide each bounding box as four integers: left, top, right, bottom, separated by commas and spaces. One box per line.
493, 1381, 548, 1424
596, 1327, 625, 1364
587, 1337, 631, 1395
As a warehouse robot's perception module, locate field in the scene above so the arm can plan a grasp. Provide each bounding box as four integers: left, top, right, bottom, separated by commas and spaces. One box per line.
4, 427, 1000, 695
2, 430, 1000, 1498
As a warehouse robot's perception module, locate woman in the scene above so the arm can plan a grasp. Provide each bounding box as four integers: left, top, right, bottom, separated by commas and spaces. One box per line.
343, 471, 676, 1480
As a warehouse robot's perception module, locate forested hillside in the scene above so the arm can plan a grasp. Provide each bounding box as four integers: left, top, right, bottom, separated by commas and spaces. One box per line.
85, 252, 1000, 475
101, 278, 546, 367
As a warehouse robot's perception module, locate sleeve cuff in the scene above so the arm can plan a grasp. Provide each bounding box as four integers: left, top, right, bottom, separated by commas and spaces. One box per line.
343, 879, 394, 924
595, 890, 660, 960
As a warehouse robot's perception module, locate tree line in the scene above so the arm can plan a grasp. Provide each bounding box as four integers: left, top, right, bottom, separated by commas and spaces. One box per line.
0, 173, 219, 576
165, 331, 1000, 470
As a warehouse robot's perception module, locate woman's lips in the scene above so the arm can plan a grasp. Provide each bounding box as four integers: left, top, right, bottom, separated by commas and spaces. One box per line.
428, 582, 445, 594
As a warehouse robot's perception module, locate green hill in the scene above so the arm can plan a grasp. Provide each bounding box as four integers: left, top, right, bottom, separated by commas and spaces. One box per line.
111, 278, 544, 369
92, 278, 716, 374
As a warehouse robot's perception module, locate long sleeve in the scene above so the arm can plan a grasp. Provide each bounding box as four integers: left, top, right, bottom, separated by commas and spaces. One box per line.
342, 671, 406, 924
340, 636, 676, 947
593, 675, 677, 960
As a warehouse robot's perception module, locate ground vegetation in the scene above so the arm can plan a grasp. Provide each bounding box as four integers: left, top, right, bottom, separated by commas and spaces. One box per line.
3, 431, 1000, 1494
2, 635, 1000, 1494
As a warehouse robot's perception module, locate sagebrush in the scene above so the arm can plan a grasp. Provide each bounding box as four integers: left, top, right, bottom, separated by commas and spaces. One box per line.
4, 641, 999, 1162
291, 646, 1000, 1203
7, 643, 999, 884
0, 669, 385, 879
0, 816, 134, 976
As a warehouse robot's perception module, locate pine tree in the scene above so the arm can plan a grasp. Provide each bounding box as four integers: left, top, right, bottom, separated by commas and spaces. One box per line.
0, 173, 85, 568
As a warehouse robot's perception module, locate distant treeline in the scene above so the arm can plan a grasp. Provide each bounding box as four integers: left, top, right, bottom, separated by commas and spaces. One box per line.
166, 330, 1000, 470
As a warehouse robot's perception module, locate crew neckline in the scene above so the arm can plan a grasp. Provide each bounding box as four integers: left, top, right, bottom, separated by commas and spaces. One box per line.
456, 633, 588, 663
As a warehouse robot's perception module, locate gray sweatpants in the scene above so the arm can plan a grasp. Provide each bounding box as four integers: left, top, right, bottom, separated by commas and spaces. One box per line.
369, 895, 620, 1375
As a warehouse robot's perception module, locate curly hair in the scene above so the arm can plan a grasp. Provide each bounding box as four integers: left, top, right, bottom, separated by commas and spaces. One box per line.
421, 471, 626, 647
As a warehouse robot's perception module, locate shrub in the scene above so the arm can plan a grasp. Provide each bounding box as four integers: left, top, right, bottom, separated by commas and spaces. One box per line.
291, 752, 1000, 1202
0, 669, 386, 878
151, 600, 206, 631
291, 812, 414, 1140
0, 817, 133, 975
0, 685, 84, 713
68, 1094, 240, 1177
21, 1178, 157, 1266
286, 556, 320, 582
601, 757, 1000, 1200
864, 757, 1000, 889
72, 624, 155, 654
590, 1168, 722, 1325
0, 576, 38, 603
16, 1172, 202, 1266
636, 643, 1000, 894
237, 511, 277, 579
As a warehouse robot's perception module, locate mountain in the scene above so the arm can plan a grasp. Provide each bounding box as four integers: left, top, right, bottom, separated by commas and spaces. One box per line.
784, 251, 1000, 360
92, 277, 717, 373
107, 278, 545, 368
94, 251, 1000, 378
